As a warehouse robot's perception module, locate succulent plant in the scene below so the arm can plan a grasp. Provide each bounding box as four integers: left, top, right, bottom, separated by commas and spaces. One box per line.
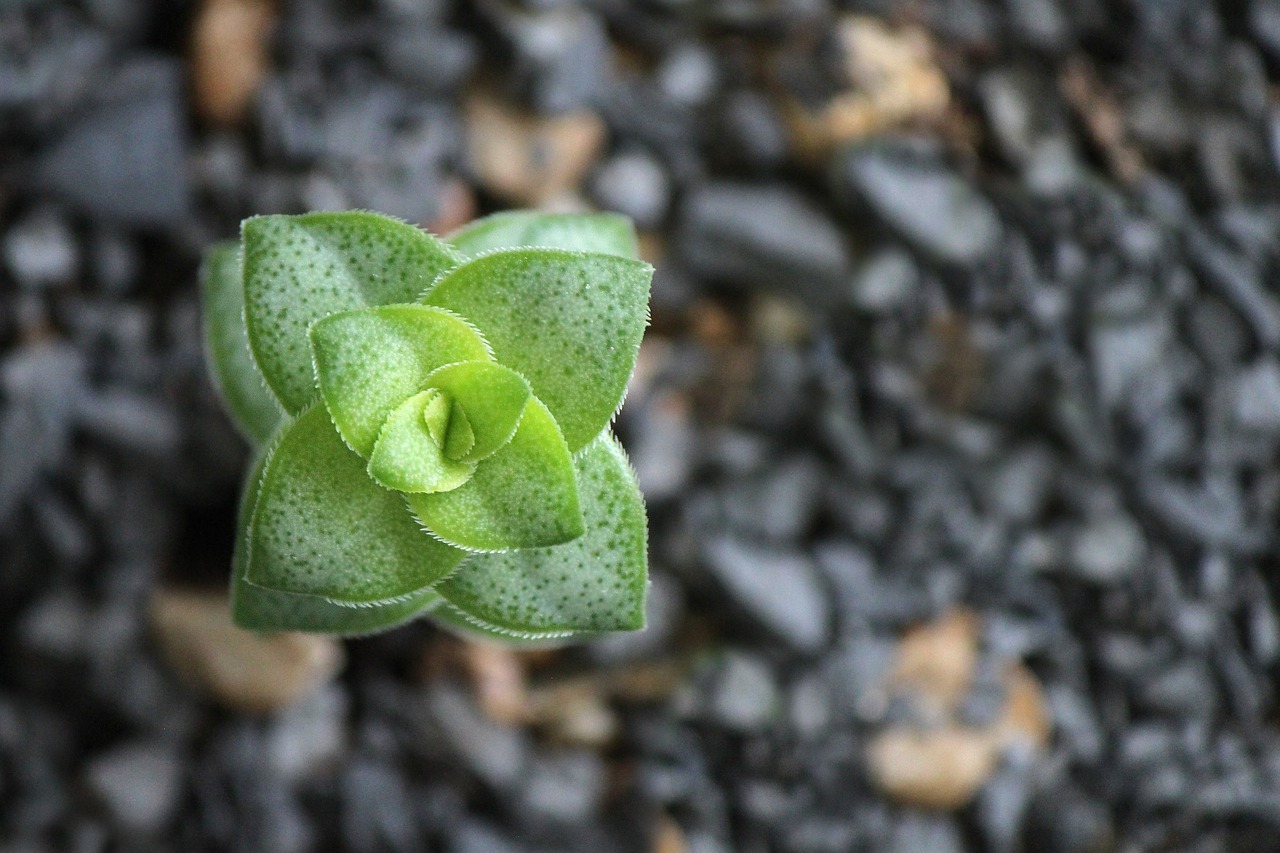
201, 210, 653, 640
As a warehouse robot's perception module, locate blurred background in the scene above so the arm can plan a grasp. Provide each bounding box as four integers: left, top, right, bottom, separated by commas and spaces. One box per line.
3, 0, 1280, 850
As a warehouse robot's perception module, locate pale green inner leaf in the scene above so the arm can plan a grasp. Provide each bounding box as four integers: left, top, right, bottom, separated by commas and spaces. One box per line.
446, 211, 640, 260
422, 249, 652, 452
245, 404, 466, 604
406, 397, 583, 552
368, 390, 476, 494
200, 241, 283, 444
436, 433, 647, 634
309, 304, 491, 458
422, 360, 532, 462
443, 402, 475, 460
242, 212, 461, 413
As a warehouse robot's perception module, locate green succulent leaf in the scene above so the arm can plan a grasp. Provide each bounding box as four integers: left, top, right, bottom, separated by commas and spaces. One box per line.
431, 601, 584, 645
422, 249, 652, 452
436, 433, 647, 635
406, 397, 583, 552
200, 241, 283, 444
231, 451, 444, 634
242, 212, 461, 413
309, 304, 491, 458
245, 404, 466, 605
447, 211, 640, 260
367, 390, 476, 494
422, 360, 532, 462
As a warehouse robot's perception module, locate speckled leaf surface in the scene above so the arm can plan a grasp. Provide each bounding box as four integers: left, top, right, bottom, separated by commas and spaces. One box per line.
231, 452, 444, 634
406, 398, 583, 552
436, 434, 647, 635
242, 212, 461, 412
421, 360, 531, 462
244, 405, 466, 604
422, 249, 652, 452
309, 304, 491, 458
446, 211, 639, 260
200, 241, 282, 444
367, 390, 475, 494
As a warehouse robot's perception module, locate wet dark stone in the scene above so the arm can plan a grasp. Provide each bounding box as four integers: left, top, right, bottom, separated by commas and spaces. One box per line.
34, 58, 188, 226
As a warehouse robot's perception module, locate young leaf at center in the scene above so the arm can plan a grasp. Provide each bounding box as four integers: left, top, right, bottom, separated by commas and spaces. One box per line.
367, 390, 476, 494
309, 304, 491, 458
406, 398, 583, 552
421, 360, 532, 462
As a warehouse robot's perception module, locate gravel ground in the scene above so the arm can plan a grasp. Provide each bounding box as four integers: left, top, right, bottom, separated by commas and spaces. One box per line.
3, 1, 1280, 851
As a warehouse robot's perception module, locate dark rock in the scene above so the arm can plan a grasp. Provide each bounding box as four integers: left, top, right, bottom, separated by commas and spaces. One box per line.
590, 150, 671, 228
702, 536, 831, 653
35, 58, 188, 226
712, 89, 790, 171
4, 206, 77, 289
678, 183, 851, 299
836, 138, 1001, 265
516, 750, 606, 823
83, 741, 183, 834
342, 757, 421, 852
702, 651, 779, 732
1067, 514, 1147, 584
378, 26, 477, 92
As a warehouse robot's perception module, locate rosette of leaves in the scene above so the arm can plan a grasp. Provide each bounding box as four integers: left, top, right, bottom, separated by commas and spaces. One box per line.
201, 210, 652, 640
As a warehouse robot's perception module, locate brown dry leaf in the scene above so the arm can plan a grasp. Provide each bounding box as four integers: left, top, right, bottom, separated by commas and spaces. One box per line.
785, 15, 950, 162
866, 725, 1000, 809
191, 0, 276, 126
889, 607, 981, 716
149, 588, 343, 714
464, 95, 605, 205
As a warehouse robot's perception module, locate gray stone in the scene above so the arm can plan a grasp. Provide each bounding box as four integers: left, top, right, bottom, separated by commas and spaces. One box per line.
267, 686, 348, 783
889, 813, 964, 853
1068, 515, 1147, 584
850, 249, 918, 313
984, 444, 1056, 523
705, 652, 779, 732
517, 749, 606, 823
426, 685, 528, 790
341, 758, 421, 851
702, 536, 831, 653
679, 183, 851, 299
379, 26, 477, 92
4, 207, 77, 289
590, 150, 670, 228
84, 741, 183, 833
35, 58, 188, 226
75, 390, 182, 457
1233, 359, 1280, 432
978, 752, 1035, 853
1090, 313, 1173, 408
838, 138, 1001, 265
1139, 660, 1220, 718
627, 391, 698, 503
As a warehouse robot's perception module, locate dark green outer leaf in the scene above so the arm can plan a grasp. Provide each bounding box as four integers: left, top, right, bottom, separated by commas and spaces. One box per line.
230, 445, 445, 635
446, 211, 639, 260
435, 433, 647, 635
422, 249, 652, 453
200, 241, 283, 444
242, 212, 461, 413
245, 404, 466, 605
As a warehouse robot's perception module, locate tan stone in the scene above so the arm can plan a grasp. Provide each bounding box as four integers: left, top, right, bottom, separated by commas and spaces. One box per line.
464, 95, 605, 205
191, 0, 276, 126
890, 607, 980, 716
867, 725, 1000, 810
785, 15, 950, 161
149, 588, 343, 714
